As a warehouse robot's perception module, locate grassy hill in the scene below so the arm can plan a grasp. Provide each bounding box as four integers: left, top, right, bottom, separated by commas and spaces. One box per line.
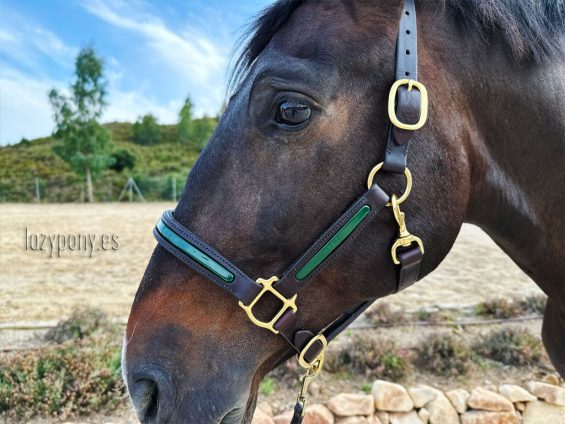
0, 122, 206, 202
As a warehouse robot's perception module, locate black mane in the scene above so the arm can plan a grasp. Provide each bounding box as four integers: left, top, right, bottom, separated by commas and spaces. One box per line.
443, 0, 565, 61
230, 0, 565, 89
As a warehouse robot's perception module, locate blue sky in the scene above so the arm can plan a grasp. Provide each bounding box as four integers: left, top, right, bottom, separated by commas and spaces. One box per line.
0, 0, 273, 145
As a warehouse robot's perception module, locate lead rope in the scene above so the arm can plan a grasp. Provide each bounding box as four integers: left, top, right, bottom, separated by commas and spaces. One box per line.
290, 358, 324, 423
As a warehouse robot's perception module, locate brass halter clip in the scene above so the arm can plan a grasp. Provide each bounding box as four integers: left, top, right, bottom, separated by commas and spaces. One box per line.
390, 194, 424, 265
294, 334, 327, 418
295, 356, 324, 417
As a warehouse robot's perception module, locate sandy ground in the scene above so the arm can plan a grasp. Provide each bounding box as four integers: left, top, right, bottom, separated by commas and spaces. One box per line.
0, 202, 544, 324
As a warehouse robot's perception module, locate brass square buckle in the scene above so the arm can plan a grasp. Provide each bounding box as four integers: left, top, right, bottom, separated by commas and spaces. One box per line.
238, 276, 297, 334
388, 79, 428, 131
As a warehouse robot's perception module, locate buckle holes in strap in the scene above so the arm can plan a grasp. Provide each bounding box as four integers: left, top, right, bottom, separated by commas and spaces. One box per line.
406, 30, 411, 34
406, 50, 410, 55
405, 10, 410, 15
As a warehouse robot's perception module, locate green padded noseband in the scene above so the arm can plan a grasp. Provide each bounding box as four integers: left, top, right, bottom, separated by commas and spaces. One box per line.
156, 219, 235, 283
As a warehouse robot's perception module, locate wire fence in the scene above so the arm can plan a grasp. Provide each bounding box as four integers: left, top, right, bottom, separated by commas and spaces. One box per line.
0, 174, 187, 203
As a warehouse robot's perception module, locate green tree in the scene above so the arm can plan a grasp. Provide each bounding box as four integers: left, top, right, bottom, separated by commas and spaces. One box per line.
48, 47, 113, 202
177, 97, 194, 144
132, 114, 161, 145
192, 115, 218, 151
109, 149, 136, 172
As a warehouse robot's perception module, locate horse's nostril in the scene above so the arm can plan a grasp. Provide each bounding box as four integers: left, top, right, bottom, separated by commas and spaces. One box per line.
128, 367, 174, 423
131, 378, 159, 421
221, 406, 246, 424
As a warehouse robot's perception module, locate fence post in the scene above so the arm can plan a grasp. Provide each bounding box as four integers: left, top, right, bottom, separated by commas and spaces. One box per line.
34, 177, 40, 203
172, 178, 177, 202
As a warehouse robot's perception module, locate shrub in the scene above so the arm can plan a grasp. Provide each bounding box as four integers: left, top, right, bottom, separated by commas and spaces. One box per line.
475, 298, 523, 319
109, 149, 136, 172
366, 303, 406, 325
44, 308, 111, 343
0, 310, 124, 419
519, 295, 547, 315
416, 309, 454, 324
414, 333, 471, 377
474, 328, 542, 366
325, 335, 410, 381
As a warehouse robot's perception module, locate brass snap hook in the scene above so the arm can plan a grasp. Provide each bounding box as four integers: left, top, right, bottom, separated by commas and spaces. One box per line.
390, 194, 424, 264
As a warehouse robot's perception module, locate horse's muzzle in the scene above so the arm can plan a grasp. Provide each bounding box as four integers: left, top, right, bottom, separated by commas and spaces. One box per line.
128, 364, 175, 423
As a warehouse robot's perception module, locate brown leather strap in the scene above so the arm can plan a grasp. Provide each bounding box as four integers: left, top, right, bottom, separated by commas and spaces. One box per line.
155, 183, 389, 362
383, 0, 421, 174
274, 300, 374, 362
157, 210, 263, 305
396, 245, 423, 292
274, 184, 389, 298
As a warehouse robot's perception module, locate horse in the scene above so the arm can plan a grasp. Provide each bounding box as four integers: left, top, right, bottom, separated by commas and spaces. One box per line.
122, 0, 565, 422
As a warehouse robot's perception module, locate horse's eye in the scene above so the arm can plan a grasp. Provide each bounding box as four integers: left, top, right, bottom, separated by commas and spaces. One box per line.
277, 100, 311, 125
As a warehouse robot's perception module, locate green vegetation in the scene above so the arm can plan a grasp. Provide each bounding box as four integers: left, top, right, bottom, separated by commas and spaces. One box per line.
44, 308, 111, 344
416, 309, 455, 324
366, 303, 406, 325
0, 309, 124, 420
0, 46, 219, 203
474, 328, 543, 366
133, 114, 162, 146
49, 47, 115, 202
259, 377, 277, 396
475, 298, 523, 319
475, 295, 547, 319
178, 97, 194, 145
0, 118, 216, 202
325, 336, 410, 381
414, 333, 471, 377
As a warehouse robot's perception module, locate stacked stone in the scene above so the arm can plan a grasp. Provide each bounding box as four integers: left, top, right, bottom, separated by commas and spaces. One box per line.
252, 379, 565, 424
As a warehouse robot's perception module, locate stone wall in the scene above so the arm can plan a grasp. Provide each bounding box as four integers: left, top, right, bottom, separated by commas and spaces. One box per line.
252, 380, 565, 424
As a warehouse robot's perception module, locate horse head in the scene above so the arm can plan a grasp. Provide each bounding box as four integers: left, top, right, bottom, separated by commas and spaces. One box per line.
122, 0, 565, 422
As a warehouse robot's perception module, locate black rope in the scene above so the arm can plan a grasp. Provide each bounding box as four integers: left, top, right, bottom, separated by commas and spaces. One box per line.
290, 401, 304, 424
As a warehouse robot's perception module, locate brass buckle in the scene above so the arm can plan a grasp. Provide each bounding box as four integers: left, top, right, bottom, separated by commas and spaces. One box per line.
388, 79, 428, 131
298, 334, 328, 370
367, 162, 413, 206
390, 195, 424, 264
238, 276, 297, 335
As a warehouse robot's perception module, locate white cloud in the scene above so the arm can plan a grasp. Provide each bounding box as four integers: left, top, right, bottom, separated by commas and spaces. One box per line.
0, 0, 232, 144
0, 65, 183, 145
106, 90, 181, 124
0, 9, 77, 72
81, 0, 228, 111
0, 68, 60, 144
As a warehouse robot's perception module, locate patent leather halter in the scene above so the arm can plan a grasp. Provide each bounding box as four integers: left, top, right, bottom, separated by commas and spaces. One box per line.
154, 0, 426, 421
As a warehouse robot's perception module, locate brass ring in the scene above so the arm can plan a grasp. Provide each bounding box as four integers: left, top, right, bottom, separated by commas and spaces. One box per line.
366, 162, 412, 206
298, 334, 328, 370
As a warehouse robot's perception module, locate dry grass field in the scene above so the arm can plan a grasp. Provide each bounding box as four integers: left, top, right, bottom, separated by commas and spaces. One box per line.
0, 202, 545, 324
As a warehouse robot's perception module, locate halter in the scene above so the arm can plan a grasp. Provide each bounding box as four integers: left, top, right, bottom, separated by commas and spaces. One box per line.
153, 1, 426, 421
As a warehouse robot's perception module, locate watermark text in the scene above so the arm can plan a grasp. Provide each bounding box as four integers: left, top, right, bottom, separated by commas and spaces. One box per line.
24, 227, 119, 258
